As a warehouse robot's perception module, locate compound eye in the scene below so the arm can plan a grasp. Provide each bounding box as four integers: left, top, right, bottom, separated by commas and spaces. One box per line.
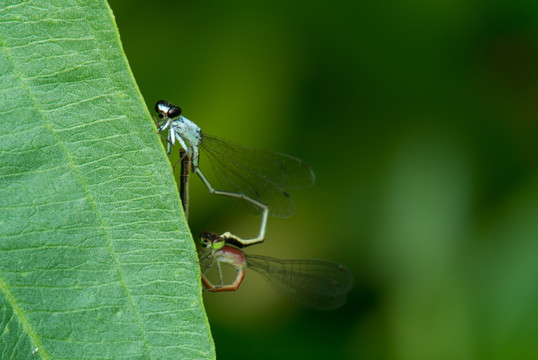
212, 238, 225, 250
168, 106, 182, 118
199, 231, 213, 247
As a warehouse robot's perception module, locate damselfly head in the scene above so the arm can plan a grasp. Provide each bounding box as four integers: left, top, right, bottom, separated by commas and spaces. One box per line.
155, 100, 182, 119
199, 231, 225, 250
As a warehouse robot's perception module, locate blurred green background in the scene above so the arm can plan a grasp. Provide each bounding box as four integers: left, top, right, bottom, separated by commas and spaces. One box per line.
108, 1, 538, 359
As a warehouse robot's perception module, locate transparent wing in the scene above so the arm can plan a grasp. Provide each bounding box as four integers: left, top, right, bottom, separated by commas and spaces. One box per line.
199, 133, 315, 218
246, 254, 353, 310
198, 247, 213, 274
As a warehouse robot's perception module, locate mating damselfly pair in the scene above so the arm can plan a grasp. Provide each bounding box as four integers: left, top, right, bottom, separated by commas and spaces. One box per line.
156, 100, 352, 310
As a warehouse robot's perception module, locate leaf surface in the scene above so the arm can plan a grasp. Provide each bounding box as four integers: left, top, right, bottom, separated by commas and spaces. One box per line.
0, 1, 214, 358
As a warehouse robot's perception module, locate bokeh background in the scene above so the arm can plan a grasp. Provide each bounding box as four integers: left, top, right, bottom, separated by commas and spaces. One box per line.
108, 1, 538, 359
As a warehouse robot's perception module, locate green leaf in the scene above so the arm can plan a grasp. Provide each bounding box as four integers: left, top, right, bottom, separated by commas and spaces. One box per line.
0, 1, 214, 358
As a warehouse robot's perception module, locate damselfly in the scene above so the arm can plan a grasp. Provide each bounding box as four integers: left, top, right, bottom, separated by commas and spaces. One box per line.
199, 231, 353, 310
156, 100, 315, 247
